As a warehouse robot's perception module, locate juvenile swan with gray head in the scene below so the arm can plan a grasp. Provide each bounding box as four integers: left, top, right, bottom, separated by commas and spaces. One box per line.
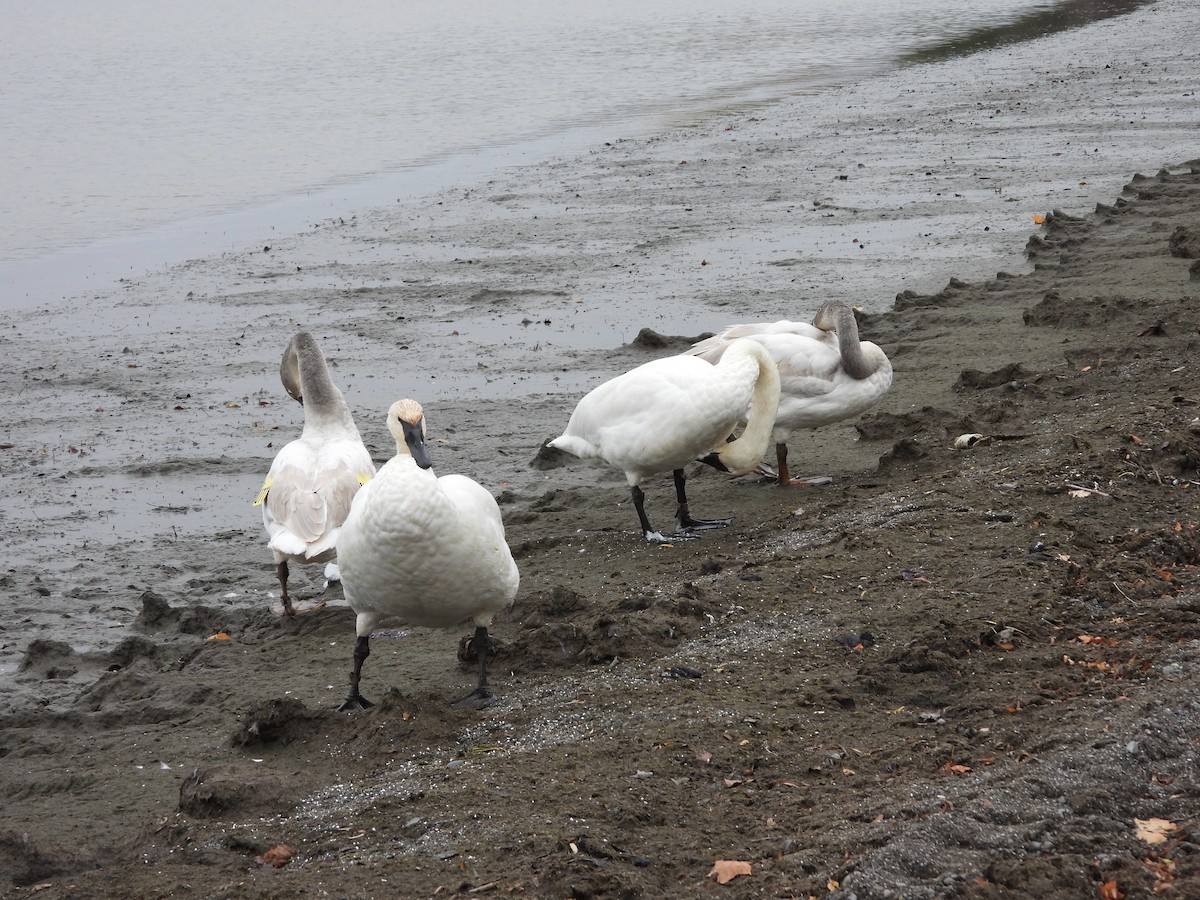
549, 339, 780, 541
690, 301, 892, 486
254, 332, 375, 614
335, 399, 519, 710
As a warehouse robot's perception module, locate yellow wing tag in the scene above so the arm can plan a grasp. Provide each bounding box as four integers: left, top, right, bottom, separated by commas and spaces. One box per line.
253, 476, 273, 507
357, 472, 373, 486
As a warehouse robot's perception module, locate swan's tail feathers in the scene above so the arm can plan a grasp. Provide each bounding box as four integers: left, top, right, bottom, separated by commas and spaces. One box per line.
305, 529, 339, 559
268, 531, 310, 558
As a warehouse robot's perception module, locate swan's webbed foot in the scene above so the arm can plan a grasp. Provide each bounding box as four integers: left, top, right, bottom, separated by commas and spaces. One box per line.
677, 512, 732, 531
337, 691, 374, 712
646, 528, 699, 542
779, 474, 834, 487
759, 459, 833, 487
271, 596, 327, 617
451, 685, 497, 710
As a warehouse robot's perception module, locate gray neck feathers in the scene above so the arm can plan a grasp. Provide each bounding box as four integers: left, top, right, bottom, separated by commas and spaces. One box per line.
813, 302, 876, 381
282, 332, 357, 432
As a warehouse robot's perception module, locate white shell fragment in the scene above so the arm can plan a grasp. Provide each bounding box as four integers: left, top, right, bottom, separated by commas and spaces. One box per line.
953, 433, 986, 449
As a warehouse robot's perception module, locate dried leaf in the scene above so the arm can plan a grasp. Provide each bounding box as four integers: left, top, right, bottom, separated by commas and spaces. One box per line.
1069, 489, 1092, 499
942, 762, 972, 775
1143, 855, 1176, 892
206, 632, 231, 641
1032, 213, 1046, 224
707, 859, 751, 884
1135, 817, 1177, 845
1099, 878, 1124, 900
256, 844, 295, 868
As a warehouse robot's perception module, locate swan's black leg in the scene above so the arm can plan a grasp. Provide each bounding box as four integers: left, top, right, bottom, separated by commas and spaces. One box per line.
338, 635, 374, 711
674, 468, 731, 530
453, 625, 497, 709
631, 484, 669, 542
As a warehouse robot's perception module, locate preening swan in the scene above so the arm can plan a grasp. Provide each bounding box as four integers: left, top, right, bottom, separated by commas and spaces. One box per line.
548, 338, 780, 541
335, 399, 520, 710
691, 300, 892, 486
254, 332, 375, 615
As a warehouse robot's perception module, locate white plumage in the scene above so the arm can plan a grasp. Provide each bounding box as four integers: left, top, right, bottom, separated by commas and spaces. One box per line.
691, 300, 892, 486
254, 332, 375, 615
335, 399, 519, 710
549, 338, 780, 541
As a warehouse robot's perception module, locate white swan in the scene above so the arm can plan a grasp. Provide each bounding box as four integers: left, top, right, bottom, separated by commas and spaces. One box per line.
691, 300, 892, 486
548, 338, 780, 541
335, 399, 520, 710
253, 332, 375, 615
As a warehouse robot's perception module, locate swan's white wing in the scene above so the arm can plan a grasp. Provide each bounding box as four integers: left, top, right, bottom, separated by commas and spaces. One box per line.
691, 320, 826, 359
770, 336, 893, 432
556, 355, 746, 477
260, 437, 374, 559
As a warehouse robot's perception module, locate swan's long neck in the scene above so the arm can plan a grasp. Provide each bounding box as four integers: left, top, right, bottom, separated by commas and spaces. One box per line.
285, 333, 358, 433
710, 341, 781, 477
813, 302, 876, 380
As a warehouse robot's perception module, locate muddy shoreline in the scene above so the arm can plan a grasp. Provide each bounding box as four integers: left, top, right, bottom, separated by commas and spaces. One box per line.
3, 1, 1200, 897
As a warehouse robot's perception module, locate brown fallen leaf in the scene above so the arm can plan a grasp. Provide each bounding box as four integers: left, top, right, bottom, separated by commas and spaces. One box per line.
942, 762, 972, 776
1099, 877, 1125, 900
256, 844, 295, 868
1135, 817, 1177, 845
206, 632, 231, 641
708, 859, 751, 885
1143, 855, 1176, 892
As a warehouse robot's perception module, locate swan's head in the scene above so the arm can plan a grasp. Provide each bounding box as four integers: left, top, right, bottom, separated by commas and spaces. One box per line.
386, 399, 432, 469
280, 331, 320, 404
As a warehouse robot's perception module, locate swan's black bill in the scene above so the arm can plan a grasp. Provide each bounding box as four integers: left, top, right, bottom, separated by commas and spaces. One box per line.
402, 419, 433, 469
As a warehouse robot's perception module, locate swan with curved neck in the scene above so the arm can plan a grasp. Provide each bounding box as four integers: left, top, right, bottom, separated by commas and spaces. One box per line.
549, 338, 780, 541
335, 399, 519, 710
691, 300, 892, 486
254, 332, 375, 614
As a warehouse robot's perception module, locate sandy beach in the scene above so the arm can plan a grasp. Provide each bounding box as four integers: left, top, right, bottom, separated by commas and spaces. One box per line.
3, 0, 1200, 896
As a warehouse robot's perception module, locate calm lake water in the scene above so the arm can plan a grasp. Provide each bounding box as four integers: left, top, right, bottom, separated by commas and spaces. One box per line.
0, 0, 1146, 305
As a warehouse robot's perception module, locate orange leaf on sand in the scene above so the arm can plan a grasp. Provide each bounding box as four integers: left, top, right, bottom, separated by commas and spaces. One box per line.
1099, 878, 1124, 900
708, 860, 751, 885
1135, 817, 1177, 845
206, 632, 231, 641
256, 844, 295, 868
1032, 213, 1047, 224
